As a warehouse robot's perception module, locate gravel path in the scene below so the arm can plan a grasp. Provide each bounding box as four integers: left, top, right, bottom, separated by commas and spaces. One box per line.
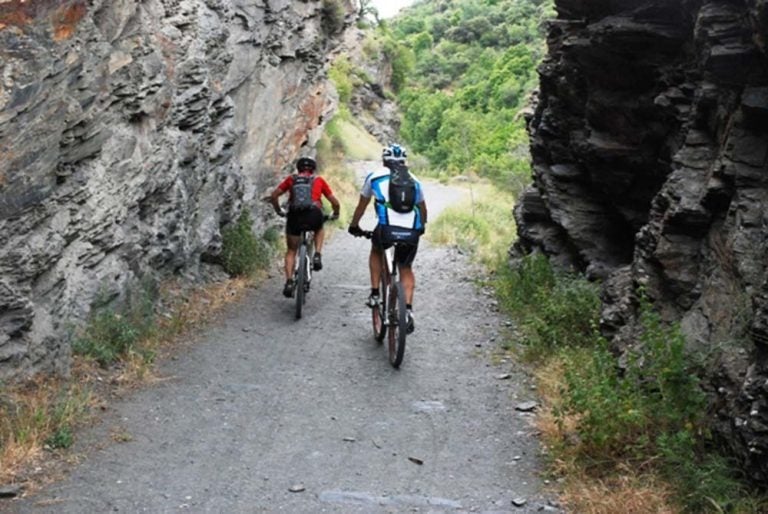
7, 163, 553, 513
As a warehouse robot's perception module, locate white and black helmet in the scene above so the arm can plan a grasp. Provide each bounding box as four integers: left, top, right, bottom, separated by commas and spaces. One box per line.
382, 143, 407, 165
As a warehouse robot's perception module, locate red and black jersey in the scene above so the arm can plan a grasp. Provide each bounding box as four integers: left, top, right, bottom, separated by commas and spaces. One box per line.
277, 172, 334, 210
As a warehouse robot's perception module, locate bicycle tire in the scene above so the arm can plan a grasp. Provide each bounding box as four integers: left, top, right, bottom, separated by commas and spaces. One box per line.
295, 244, 307, 319
387, 281, 407, 368
373, 262, 389, 343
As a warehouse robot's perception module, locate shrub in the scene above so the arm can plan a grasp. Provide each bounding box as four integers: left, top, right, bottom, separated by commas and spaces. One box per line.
496, 254, 601, 356
562, 300, 705, 460
221, 210, 270, 277
71, 281, 158, 367
321, 0, 345, 35
45, 426, 73, 449
329, 58, 355, 104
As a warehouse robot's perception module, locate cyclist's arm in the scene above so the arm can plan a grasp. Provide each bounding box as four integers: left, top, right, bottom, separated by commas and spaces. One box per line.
270, 177, 291, 215
319, 178, 341, 218
349, 194, 372, 228
269, 187, 284, 215
417, 200, 428, 225
326, 194, 341, 218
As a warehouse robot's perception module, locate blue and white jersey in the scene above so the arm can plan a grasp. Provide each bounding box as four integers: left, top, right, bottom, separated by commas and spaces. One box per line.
361, 168, 425, 230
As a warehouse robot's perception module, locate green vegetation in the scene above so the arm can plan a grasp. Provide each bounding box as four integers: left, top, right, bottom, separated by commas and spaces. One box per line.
1, 378, 92, 481
383, 0, 554, 186
321, 0, 345, 35
427, 180, 517, 268
495, 254, 601, 357
73, 285, 158, 367
428, 186, 764, 511
221, 210, 272, 278
329, 58, 374, 104
497, 257, 767, 513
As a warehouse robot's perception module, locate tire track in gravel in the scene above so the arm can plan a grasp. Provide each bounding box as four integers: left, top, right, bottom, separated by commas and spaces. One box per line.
8, 162, 556, 514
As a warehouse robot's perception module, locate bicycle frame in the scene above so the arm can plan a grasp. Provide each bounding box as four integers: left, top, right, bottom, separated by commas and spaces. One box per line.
363, 232, 407, 368
292, 230, 314, 320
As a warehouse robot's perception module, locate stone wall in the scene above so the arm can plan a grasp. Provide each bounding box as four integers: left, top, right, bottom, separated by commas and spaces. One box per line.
515, 0, 768, 482
0, 0, 356, 380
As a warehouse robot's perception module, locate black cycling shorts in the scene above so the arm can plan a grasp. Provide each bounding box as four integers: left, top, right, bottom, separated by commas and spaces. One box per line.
372, 225, 420, 267
286, 207, 324, 236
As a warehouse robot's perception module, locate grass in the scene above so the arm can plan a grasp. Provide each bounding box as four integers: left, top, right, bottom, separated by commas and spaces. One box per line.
427, 178, 518, 268
316, 110, 381, 227
1, 274, 254, 486
427, 178, 768, 513
0, 377, 93, 483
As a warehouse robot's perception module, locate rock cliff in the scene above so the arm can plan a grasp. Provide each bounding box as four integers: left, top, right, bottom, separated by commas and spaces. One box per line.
515, 0, 768, 481
0, 0, 356, 380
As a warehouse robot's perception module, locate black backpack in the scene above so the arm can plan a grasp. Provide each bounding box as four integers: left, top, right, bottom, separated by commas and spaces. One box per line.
290, 174, 316, 211
387, 162, 416, 213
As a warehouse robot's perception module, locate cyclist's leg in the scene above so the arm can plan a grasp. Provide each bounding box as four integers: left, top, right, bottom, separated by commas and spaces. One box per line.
369, 247, 384, 288
395, 243, 419, 304
284, 213, 302, 280
369, 225, 389, 289
285, 235, 300, 279
308, 208, 326, 253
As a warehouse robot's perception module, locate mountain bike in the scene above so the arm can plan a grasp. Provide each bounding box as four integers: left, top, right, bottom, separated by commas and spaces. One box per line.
283, 213, 333, 320
355, 230, 408, 368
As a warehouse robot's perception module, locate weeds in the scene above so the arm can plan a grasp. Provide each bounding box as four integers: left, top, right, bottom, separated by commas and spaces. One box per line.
3, 274, 252, 485
427, 180, 518, 268
72, 283, 158, 367
0, 378, 92, 483
428, 180, 766, 511
221, 210, 271, 277
498, 257, 766, 512
496, 254, 601, 357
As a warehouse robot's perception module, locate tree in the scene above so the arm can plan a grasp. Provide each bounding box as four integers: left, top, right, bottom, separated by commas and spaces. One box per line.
357, 0, 380, 25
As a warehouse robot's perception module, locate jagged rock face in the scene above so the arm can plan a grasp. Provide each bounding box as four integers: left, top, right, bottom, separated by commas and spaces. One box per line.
342, 27, 401, 145
0, 0, 355, 380
516, 0, 768, 481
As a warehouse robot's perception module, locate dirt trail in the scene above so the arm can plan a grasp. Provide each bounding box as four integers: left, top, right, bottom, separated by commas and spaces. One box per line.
8, 162, 554, 513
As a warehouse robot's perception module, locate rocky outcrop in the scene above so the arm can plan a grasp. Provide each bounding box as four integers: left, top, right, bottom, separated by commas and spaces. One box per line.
516, 0, 768, 482
0, 0, 356, 380
342, 27, 401, 145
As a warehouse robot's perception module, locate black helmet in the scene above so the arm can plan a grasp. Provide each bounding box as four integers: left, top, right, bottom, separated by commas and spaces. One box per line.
296, 157, 317, 172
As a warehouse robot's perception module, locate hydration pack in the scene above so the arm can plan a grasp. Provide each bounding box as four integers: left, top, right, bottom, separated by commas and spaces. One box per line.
290, 174, 315, 211
387, 162, 416, 214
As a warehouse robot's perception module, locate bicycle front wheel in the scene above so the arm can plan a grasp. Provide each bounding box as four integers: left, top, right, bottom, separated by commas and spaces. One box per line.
387, 282, 407, 368
373, 263, 389, 343
295, 244, 307, 320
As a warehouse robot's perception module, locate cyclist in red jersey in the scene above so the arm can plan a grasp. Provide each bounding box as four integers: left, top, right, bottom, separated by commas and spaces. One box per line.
269, 157, 340, 297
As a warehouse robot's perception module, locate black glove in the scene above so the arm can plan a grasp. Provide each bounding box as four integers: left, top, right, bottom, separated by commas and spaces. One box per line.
277, 209, 287, 218
330, 212, 340, 221
417, 225, 426, 236
348, 225, 363, 237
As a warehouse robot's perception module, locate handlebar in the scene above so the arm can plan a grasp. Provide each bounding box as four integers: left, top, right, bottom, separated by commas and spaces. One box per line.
349, 227, 373, 239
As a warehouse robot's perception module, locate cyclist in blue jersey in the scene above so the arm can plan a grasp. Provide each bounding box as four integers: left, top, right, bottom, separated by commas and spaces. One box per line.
348, 144, 428, 333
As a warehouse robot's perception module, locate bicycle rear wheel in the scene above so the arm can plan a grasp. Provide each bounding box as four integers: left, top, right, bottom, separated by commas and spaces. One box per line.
387, 282, 407, 368
372, 261, 389, 343
295, 244, 307, 319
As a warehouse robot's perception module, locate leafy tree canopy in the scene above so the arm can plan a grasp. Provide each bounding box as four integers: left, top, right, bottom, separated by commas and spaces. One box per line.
376, 0, 554, 188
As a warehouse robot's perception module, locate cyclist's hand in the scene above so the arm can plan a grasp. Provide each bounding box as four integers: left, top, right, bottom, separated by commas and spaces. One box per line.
348, 225, 363, 237
277, 209, 287, 218
417, 225, 426, 236
330, 212, 340, 221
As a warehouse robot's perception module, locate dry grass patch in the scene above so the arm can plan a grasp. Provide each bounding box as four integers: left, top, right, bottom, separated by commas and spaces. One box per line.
533, 357, 679, 513
0, 275, 254, 488
561, 470, 677, 514
0, 377, 94, 485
